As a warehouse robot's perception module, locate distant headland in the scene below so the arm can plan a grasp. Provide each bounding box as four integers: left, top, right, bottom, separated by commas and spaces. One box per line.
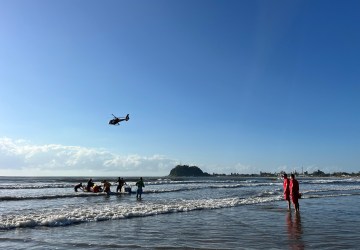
169, 165, 210, 177
169, 165, 360, 177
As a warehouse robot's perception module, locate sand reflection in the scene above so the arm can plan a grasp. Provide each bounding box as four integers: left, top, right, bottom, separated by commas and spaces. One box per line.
286, 212, 304, 250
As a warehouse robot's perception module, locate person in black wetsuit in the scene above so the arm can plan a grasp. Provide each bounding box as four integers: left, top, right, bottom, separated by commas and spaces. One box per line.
116, 177, 126, 193
87, 178, 94, 191
136, 177, 145, 199
74, 183, 83, 192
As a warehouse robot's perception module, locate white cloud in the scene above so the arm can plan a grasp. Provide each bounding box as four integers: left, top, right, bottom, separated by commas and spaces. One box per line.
0, 137, 178, 176
2, 137, 340, 176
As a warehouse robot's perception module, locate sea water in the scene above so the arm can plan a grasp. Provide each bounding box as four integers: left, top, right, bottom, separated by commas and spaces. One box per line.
0, 176, 359, 249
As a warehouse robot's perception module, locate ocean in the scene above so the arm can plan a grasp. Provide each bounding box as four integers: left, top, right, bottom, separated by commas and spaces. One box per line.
0, 176, 359, 249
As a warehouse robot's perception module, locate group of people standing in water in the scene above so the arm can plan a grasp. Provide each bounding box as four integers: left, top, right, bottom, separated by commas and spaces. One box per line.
283, 173, 301, 212
75, 174, 300, 204
74, 177, 145, 199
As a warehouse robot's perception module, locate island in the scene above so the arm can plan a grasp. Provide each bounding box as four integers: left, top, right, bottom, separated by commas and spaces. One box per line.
169, 165, 211, 177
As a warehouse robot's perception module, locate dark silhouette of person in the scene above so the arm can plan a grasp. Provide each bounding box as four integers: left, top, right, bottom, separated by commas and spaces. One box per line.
116, 177, 126, 193
87, 178, 94, 191
74, 183, 83, 192
136, 177, 145, 199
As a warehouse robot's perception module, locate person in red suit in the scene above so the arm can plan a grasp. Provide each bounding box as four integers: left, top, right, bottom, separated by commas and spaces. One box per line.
290, 174, 300, 212
283, 173, 291, 210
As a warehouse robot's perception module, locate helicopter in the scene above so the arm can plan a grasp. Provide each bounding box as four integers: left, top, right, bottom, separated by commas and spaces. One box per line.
109, 114, 130, 125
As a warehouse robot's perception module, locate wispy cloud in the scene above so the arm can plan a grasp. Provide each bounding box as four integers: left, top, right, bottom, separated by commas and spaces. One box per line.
0, 138, 178, 176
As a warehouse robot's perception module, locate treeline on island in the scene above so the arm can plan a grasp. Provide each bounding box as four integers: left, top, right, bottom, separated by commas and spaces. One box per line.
169, 165, 360, 177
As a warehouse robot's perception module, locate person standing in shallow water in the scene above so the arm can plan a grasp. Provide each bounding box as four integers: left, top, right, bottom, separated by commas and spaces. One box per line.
102, 180, 111, 194
283, 174, 291, 210
290, 174, 300, 212
116, 177, 126, 193
136, 177, 145, 199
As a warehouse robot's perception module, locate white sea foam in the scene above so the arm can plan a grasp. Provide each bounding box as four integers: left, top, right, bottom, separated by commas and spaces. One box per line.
302, 178, 360, 184
0, 184, 73, 189
0, 195, 283, 230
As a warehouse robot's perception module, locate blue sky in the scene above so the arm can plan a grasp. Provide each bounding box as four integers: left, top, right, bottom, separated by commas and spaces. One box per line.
0, 0, 359, 176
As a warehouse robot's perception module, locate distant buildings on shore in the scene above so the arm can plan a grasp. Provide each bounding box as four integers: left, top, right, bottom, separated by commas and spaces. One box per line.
215, 169, 360, 177
170, 165, 359, 177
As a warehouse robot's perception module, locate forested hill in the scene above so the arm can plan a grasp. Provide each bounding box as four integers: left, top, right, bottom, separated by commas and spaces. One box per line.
169, 165, 210, 177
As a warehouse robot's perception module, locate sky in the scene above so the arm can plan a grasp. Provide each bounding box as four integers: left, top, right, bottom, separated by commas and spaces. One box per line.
0, 0, 359, 176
